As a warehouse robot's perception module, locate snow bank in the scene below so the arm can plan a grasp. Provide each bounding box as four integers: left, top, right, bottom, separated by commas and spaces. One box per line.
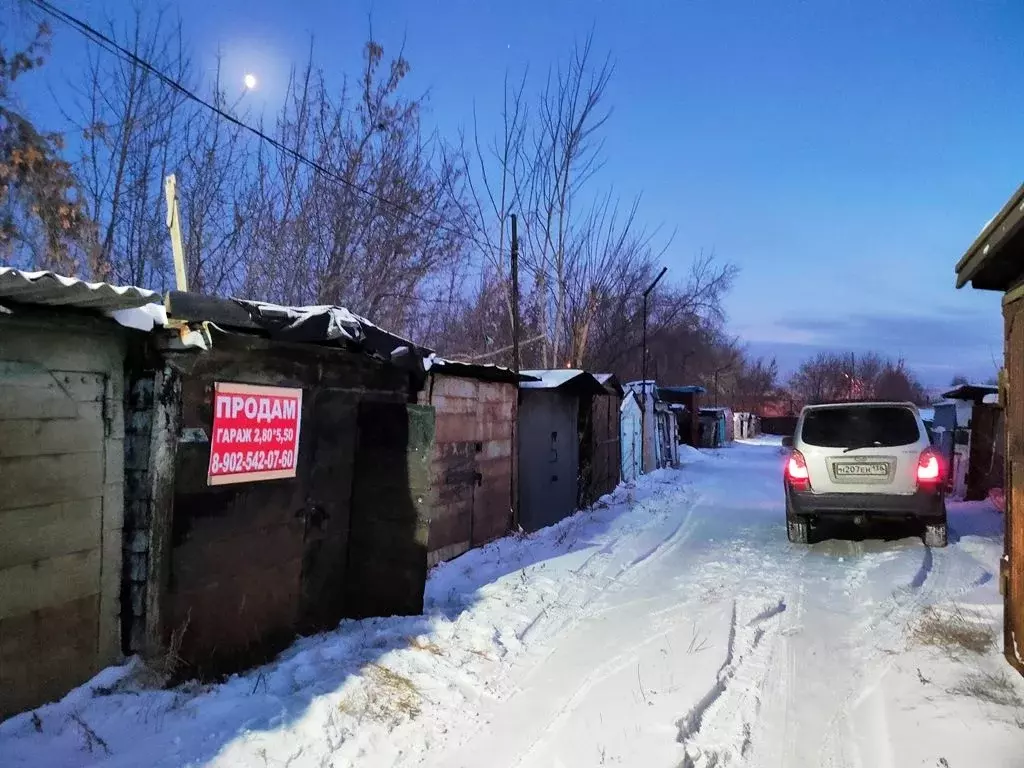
736, 434, 784, 447
0, 467, 695, 768
677, 443, 706, 463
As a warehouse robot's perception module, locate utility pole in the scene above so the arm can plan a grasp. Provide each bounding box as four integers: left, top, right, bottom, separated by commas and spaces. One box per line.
164, 174, 187, 291
641, 266, 668, 473
511, 214, 521, 374
509, 214, 522, 534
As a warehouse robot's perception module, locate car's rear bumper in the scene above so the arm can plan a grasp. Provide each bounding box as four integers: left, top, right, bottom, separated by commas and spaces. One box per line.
787, 486, 945, 520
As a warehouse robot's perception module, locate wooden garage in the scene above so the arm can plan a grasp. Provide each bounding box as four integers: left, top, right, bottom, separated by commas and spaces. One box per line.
126, 293, 436, 681
0, 268, 156, 719
954, 181, 1024, 673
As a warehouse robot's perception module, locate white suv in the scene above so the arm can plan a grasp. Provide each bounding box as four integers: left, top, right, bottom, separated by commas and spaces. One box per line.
782, 402, 947, 547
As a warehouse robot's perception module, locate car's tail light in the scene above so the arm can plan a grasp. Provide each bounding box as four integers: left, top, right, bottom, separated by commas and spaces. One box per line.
917, 448, 942, 485
786, 450, 810, 491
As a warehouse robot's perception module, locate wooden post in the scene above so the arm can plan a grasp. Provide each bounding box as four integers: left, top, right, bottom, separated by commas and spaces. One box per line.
164, 175, 188, 292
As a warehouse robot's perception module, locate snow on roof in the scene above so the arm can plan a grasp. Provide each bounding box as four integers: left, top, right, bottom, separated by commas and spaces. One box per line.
594, 373, 624, 396
520, 369, 588, 389
519, 369, 606, 395
0, 267, 158, 312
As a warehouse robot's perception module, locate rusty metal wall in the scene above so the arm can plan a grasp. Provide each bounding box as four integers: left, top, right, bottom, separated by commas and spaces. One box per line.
157, 335, 412, 680
420, 375, 516, 566
1004, 296, 1024, 673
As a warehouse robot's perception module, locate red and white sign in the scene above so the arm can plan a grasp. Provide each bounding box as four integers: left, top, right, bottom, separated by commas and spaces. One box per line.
208, 382, 303, 486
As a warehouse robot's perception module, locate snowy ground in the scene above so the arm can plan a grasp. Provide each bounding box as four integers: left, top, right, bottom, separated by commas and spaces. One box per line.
3, 440, 1023, 767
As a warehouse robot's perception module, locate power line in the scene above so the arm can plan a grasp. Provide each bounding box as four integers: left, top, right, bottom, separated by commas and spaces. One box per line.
28, 0, 492, 253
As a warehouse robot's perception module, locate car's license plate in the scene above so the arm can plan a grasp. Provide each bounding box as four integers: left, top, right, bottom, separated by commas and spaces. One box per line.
835, 463, 889, 477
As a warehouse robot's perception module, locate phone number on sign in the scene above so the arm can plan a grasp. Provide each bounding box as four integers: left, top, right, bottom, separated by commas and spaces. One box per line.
210, 449, 296, 475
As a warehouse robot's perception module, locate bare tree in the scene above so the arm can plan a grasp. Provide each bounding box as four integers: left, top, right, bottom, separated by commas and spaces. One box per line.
789, 351, 928, 405
67, 3, 192, 288
522, 34, 613, 367
1, 11, 92, 272
452, 70, 530, 346
175, 60, 254, 295
241, 39, 468, 336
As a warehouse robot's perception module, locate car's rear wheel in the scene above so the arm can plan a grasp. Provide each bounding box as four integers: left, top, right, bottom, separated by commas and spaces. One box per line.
923, 521, 948, 548
786, 499, 810, 544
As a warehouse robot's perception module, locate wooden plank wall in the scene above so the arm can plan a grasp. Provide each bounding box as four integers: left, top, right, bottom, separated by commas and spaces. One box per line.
0, 320, 125, 719
1003, 296, 1024, 673
587, 394, 621, 504
419, 376, 516, 566
966, 404, 1003, 501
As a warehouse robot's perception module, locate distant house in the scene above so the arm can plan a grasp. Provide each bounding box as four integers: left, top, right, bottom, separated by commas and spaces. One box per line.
954, 181, 1023, 674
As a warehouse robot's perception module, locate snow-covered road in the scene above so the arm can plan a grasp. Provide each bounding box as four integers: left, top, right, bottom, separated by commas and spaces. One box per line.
3, 440, 1022, 767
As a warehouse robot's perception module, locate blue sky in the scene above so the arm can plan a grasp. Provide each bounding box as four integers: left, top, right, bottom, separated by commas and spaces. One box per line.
28, 0, 1024, 385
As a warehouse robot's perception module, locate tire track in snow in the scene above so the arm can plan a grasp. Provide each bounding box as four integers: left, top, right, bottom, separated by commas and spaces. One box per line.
814, 541, 960, 768
517, 483, 698, 651
675, 597, 788, 768
909, 545, 933, 590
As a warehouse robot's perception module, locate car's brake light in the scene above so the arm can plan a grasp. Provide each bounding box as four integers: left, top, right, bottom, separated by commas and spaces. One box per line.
786, 450, 810, 491
917, 448, 942, 484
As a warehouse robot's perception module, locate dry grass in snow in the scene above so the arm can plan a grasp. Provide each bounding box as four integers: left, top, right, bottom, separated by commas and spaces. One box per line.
948, 670, 1024, 708
913, 604, 997, 657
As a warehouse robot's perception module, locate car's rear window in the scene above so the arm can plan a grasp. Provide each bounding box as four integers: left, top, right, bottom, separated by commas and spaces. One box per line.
800, 406, 921, 448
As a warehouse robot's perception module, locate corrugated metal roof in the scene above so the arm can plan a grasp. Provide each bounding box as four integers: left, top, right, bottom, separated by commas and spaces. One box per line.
426, 357, 539, 383
0, 268, 158, 312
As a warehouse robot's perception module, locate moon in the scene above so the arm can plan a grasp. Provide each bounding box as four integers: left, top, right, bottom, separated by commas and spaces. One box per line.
243, 73, 258, 90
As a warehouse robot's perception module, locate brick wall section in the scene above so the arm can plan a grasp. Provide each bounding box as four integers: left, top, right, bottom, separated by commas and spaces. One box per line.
419, 375, 516, 566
